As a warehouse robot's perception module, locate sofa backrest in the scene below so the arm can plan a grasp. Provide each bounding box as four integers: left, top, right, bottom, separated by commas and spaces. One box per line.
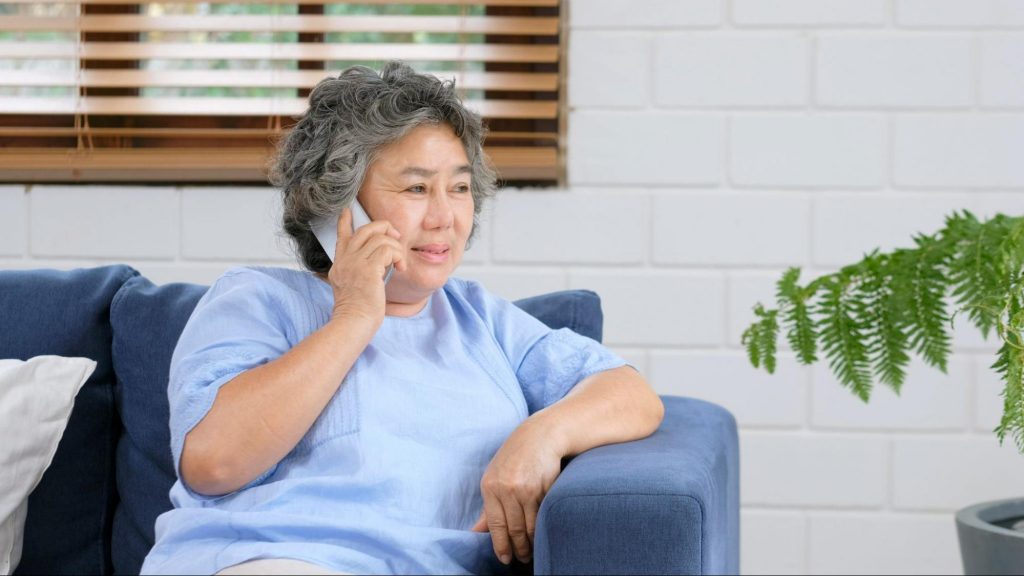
3, 265, 605, 575
1, 265, 138, 576
108, 276, 207, 575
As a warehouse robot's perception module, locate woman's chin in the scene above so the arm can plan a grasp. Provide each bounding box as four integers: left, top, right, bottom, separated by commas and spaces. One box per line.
391, 270, 450, 296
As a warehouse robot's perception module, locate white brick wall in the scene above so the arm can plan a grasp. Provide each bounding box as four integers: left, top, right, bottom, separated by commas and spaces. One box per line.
180, 187, 292, 262
568, 32, 651, 107
981, 34, 1024, 107
741, 432, 888, 507
893, 437, 1024, 510
0, 186, 25, 257
6, 1, 1024, 573
741, 510, 806, 575
652, 192, 810, 265
733, 0, 888, 27
31, 186, 179, 259
731, 114, 887, 188
654, 35, 807, 107
568, 112, 724, 185
896, 0, 1024, 28
651, 351, 808, 427
893, 115, 1024, 188
807, 512, 961, 574
816, 35, 972, 108
491, 190, 646, 264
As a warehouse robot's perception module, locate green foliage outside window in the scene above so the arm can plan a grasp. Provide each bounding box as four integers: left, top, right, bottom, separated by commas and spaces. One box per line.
743, 210, 1024, 454
139, 2, 487, 99
0, 3, 489, 98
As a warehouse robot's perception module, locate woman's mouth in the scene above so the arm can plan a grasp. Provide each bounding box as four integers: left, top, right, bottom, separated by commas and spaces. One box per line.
412, 246, 450, 263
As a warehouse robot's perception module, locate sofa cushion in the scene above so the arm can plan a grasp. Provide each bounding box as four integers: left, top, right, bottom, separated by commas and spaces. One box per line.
0, 356, 97, 575
1, 265, 138, 576
108, 271, 605, 574
108, 277, 206, 576
514, 289, 603, 343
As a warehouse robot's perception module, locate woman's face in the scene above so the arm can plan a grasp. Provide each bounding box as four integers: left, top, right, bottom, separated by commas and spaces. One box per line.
357, 123, 475, 309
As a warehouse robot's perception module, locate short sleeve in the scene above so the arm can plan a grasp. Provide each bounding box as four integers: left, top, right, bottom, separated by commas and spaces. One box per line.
167, 267, 298, 501
515, 328, 628, 414
457, 279, 628, 415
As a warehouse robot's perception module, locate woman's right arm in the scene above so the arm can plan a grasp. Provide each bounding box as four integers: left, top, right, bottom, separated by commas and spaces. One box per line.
180, 207, 406, 497
179, 312, 378, 497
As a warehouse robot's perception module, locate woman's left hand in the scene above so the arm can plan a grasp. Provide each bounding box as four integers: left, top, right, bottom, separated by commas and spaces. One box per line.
470, 420, 565, 565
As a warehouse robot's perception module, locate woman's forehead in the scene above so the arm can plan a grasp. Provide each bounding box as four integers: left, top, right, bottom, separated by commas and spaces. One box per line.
373, 132, 471, 177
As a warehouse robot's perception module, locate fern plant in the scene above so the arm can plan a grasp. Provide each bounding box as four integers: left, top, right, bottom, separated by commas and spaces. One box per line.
742, 210, 1024, 454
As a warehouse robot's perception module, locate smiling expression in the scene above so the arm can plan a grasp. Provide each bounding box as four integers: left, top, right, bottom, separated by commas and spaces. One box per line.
357, 123, 475, 316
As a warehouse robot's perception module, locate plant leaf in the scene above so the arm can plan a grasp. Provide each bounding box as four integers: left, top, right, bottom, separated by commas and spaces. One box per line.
905, 234, 952, 373
817, 275, 873, 401
776, 267, 818, 365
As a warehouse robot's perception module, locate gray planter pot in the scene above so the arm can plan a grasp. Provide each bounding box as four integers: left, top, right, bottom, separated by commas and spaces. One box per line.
956, 497, 1024, 575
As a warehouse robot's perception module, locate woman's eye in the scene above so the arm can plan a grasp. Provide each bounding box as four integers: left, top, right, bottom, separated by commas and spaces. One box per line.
454, 184, 471, 193
407, 185, 427, 194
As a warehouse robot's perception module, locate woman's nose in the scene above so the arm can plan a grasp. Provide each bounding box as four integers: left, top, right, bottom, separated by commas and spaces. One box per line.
424, 190, 455, 229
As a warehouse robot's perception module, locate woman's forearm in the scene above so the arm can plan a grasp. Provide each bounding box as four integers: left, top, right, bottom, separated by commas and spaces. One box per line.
180, 313, 379, 497
527, 365, 665, 459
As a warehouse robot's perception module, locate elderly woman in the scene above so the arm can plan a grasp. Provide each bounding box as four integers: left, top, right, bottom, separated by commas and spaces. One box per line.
141, 61, 664, 576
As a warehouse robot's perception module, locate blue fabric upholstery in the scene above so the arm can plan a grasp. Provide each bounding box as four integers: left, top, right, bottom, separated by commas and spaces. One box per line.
513, 289, 604, 343
108, 276, 207, 575
534, 397, 740, 575
1, 265, 138, 575
4, 264, 740, 575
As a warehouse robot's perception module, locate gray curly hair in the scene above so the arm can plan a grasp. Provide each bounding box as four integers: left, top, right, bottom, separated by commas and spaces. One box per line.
270, 60, 499, 275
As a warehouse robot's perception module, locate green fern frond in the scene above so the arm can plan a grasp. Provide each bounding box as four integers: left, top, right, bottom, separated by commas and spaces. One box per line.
905, 234, 952, 372
858, 254, 911, 394
757, 308, 779, 374
743, 303, 779, 373
817, 275, 873, 401
993, 340, 1024, 453
741, 210, 1024, 454
948, 210, 1004, 339
742, 323, 761, 369
993, 292, 1024, 452
999, 217, 1024, 277
776, 267, 818, 365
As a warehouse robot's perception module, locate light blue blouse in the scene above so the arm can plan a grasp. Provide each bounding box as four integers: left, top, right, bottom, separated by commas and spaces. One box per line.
140, 266, 627, 575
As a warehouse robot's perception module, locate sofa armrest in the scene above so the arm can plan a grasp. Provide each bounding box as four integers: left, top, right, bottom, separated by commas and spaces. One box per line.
533, 396, 739, 575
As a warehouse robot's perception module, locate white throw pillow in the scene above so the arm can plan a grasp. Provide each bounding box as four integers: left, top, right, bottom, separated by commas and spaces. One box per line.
0, 356, 96, 576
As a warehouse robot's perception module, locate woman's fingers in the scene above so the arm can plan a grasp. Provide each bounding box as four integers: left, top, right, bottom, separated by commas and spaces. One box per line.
349, 219, 400, 248
499, 492, 532, 563
367, 242, 406, 274
470, 511, 488, 532
523, 496, 539, 547
480, 488, 513, 565
335, 207, 353, 241
479, 483, 536, 565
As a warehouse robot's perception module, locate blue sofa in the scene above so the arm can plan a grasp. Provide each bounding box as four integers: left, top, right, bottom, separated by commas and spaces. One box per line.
1, 265, 739, 575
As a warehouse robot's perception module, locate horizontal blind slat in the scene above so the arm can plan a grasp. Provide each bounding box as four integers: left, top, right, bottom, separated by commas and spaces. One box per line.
0, 15, 559, 35
0, 127, 559, 142
0, 96, 558, 119
0, 69, 559, 91
0, 147, 559, 181
0, 42, 559, 62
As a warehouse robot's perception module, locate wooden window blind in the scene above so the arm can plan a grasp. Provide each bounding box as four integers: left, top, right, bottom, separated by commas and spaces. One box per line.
0, 0, 563, 184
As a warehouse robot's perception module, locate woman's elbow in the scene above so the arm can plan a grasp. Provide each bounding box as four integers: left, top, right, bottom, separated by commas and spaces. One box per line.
647, 391, 665, 435
180, 437, 235, 497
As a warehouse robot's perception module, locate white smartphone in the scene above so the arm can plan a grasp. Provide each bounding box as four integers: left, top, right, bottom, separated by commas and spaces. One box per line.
310, 200, 394, 283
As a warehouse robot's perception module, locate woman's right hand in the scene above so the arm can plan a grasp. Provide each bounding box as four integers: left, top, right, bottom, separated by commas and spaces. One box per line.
326, 207, 408, 325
